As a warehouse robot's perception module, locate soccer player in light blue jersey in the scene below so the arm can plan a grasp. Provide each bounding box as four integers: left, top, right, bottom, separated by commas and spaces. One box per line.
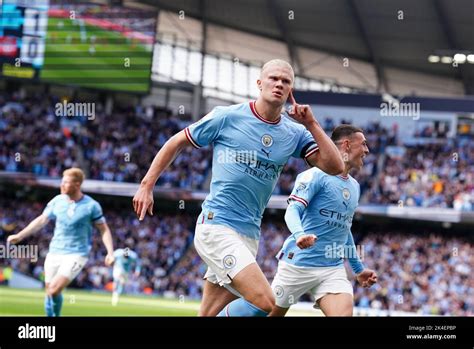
133, 59, 344, 317
8, 168, 115, 316
269, 125, 378, 316
111, 248, 141, 306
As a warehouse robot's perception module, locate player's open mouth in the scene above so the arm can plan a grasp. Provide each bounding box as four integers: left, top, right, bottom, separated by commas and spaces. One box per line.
272, 91, 283, 97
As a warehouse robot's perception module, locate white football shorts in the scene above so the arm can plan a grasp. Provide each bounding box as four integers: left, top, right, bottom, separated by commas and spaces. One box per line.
271, 261, 353, 308
44, 253, 88, 283
194, 223, 259, 287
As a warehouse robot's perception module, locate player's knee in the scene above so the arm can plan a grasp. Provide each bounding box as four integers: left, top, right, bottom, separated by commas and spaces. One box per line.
249, 292, 275, 313
46, 285, 53, 296
47, 285, 62, 297
258, 298, 275, 314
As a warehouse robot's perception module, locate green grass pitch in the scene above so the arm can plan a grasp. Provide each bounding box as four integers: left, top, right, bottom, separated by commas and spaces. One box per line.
0, 286, 199, 316
0, 286, 319, 316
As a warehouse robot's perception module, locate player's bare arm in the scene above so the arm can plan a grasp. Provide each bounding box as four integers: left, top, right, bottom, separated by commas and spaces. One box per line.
287, 92, 344, 175
7, 214, 50, 244
95, 222, 115, 266
133, 130, 190, 220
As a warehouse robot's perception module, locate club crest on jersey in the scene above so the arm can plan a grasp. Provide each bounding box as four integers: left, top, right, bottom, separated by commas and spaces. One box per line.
342, 188, 351, 200
223, 255, 236, 269
261, 134, 273, 147
274, 285, 284, 298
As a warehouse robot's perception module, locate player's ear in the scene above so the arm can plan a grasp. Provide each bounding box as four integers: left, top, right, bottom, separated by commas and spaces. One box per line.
344, 139, 351, 151
257, 79, 262, 91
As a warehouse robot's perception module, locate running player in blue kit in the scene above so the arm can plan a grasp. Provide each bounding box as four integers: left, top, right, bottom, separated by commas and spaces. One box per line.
8, 168, 115, 317
269, 125, 378, 316
133, 59, 344, 316
111, 248, 141, 306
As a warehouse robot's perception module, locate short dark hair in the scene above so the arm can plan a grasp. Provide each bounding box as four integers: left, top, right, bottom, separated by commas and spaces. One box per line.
331, 124, 364, 142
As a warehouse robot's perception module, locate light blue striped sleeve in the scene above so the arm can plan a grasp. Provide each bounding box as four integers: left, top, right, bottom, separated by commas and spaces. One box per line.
345, 232, 365, 274
284, 203, 305, 240
185, 107, 225, 148
285, 170, 321, 240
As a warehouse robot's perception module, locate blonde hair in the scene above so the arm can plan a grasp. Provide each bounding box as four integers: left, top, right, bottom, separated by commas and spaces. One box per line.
63, 168, 85, 184
260, 59, 295, 83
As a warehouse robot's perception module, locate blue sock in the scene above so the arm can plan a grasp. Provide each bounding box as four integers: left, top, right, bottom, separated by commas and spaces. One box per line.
44, 295, 54, 317
52, 294, 63, 317
115, 282, 123, 295
217, 298, 268, 317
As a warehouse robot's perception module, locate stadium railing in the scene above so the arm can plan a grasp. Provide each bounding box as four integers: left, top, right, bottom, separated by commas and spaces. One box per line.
2, 171, 474, 224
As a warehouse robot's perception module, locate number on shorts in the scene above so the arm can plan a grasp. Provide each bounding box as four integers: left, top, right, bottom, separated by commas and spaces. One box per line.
71, 262, 83, 273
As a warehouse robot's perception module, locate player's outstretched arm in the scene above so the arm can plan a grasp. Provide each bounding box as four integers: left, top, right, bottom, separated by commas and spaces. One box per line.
96, 222, 115, 266
7, 214, 50, 244
133, 130, 191, 220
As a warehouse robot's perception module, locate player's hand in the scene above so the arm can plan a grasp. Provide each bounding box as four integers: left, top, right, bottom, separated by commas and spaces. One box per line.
296, 234, 317, 249
7, 234, 22, 245
133, 185, 154, 221
105, 253, 115, 266
286, 90, 318, 128
356, 269, 378, 288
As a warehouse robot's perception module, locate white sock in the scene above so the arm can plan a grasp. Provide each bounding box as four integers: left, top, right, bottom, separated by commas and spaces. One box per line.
112, 292, 119, 306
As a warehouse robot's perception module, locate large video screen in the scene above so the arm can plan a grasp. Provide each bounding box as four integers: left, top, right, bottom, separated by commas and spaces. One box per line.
0, 0, 157, 93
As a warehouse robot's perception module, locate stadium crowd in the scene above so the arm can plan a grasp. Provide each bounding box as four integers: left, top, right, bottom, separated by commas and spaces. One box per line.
366, 138, 474, 210
0, 92, 211, 190
353, 232, 473, 316
0, 92, 81, 178
3, 90, 472, 208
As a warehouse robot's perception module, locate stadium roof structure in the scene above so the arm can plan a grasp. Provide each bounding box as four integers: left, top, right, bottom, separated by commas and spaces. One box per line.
136, 0, 474, 95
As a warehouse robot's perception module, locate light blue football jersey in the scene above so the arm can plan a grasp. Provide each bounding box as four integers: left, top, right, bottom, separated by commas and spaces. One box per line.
185, 101, 318, 240
42, 194, 106, 256
113, 248, 141, 273
278, 167, 365, 272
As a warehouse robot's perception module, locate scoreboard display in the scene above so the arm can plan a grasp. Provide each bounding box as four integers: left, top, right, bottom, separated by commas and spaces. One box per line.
0, 0, 156, 93
0, 0, 49, 79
